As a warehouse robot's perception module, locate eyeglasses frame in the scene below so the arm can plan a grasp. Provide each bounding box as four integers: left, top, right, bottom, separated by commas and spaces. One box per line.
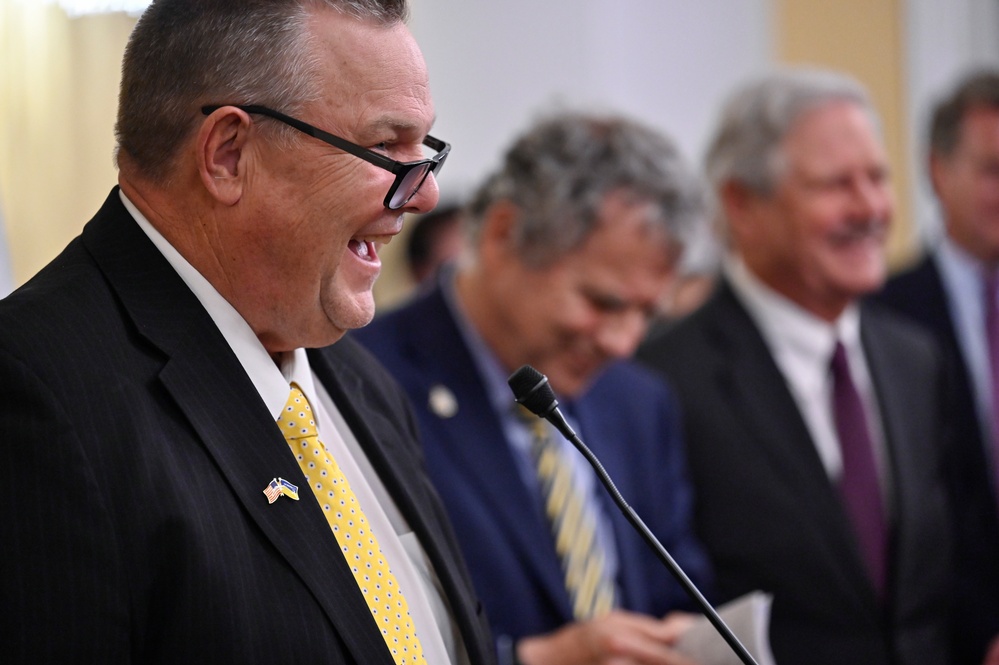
201, 104, 450, 210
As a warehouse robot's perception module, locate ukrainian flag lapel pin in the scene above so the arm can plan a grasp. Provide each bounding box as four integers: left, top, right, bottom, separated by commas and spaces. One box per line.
263, 477, 300, 504
278, 477, 299, 500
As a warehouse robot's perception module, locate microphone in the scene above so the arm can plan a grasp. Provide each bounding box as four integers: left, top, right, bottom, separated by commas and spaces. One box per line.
508, 364, 760, 665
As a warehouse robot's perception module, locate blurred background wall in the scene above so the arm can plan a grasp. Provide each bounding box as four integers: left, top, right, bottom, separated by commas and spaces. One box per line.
1, 0, 998, 304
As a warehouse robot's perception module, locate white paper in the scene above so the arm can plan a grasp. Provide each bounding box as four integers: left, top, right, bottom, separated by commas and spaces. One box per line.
674, 591, 777, 665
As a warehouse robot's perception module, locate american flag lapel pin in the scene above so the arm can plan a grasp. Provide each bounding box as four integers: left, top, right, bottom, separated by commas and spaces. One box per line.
263, 478, 282, 504
264, 477, 300, 504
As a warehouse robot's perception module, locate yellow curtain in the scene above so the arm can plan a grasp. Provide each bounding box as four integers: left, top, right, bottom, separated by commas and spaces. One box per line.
0, 2, 135, 287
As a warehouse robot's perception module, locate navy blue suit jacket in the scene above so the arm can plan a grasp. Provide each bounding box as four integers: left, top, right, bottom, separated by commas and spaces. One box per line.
876, 255, 999, 665
638, 280, 954, 665
0, 190, 494, 664
352, 283, 712, 646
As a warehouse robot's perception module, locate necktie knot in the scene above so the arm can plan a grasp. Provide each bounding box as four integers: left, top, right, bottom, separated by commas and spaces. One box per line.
514, 403, 550, 445
278, 384, 318, 441
829, 340, 849, 377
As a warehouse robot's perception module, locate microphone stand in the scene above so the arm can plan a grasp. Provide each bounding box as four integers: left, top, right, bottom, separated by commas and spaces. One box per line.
542, 403, 760, 665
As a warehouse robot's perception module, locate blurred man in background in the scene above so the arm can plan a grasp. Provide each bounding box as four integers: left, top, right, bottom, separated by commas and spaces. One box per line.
876, 68, 999, 665
356, 111, 711, 665
639, 68, 953, 665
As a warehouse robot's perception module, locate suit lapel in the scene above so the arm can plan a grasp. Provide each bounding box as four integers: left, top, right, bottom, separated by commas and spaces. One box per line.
83, 190, 395, 664
703, 285, 879, 603
405, 290, 573, 614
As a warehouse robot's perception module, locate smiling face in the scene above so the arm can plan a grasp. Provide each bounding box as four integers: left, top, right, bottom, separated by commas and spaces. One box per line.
468, 194, 677, 398
226, 10, 439, 353
731, 100, 893, 320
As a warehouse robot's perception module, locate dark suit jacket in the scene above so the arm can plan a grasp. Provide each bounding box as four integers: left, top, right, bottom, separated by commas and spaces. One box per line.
637, 280, 953, 665
876, 255, 999, 665
352, 283, 712, 647
0, 189, 494, 664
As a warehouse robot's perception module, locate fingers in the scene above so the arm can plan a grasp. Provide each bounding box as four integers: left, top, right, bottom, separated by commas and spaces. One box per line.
517, 610, 700, 665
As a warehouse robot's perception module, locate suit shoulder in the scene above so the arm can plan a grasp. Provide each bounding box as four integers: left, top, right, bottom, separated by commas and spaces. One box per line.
873, 256, 939, 313
637, 300, 720, 374
0, 239, 120, 358
863, 300, 942, 361
587, 360, 676, 404
352, 289, 436, 349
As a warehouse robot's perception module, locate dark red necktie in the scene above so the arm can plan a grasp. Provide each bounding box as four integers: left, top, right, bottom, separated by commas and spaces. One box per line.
830, 341, 887, 597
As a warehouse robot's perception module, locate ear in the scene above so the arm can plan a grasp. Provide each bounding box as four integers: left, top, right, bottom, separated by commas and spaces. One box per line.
478, 199, 522, 265
719, 179, 763, 242
928, 151, 949, 198
197, 107, 253, 206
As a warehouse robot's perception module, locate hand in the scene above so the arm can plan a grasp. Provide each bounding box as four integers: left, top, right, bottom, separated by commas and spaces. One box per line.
983, 635, 999, 665
516, 610, 701, 665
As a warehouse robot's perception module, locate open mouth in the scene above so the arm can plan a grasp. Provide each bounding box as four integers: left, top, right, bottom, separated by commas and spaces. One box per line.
348, 235, 393, 262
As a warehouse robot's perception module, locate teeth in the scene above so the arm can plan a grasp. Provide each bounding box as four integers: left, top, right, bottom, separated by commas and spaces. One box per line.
355, 241, 370, 259
356, 235, 393, 245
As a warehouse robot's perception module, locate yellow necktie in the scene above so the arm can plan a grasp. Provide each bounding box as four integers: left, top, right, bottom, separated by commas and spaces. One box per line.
277, 384, 427, 665
520, 408, 616, 620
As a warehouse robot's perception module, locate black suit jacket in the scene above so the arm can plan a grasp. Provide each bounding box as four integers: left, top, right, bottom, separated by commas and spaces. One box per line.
0, 189, 494, 664
876, 255, 999, 665
637, 280, 953, 665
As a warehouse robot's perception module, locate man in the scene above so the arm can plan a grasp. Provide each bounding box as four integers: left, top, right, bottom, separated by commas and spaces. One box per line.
406, 203, 465, 289
354, 112, 712, 665
0, 1, 494, 663
637, 68, 953, 665
876, 69, 999, 665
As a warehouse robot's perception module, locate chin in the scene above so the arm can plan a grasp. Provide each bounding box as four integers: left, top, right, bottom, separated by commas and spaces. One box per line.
328, 300, 377, 333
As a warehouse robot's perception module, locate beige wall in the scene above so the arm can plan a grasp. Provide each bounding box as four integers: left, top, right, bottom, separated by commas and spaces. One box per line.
0, 1, 919, 291
0, 4, 135, 284
775, 0, 916, 267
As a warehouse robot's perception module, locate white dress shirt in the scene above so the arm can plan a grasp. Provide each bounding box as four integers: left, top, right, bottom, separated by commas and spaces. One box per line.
726, 256, 890, 496
122, 191, 466, 665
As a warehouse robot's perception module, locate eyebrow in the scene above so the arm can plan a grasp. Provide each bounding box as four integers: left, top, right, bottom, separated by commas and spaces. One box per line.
367, 114, 438, 137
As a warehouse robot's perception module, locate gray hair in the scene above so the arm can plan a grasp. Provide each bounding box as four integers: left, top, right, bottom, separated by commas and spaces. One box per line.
929, 68, 999, 158
464, 112, 704, 268
705, 67, 878, 196
115, 0, 408, 182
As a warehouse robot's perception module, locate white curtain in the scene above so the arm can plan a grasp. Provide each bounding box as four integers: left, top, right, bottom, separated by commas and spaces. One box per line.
0, 189, 13, 297
905, 0, 999, 244
0, 1, 135, 289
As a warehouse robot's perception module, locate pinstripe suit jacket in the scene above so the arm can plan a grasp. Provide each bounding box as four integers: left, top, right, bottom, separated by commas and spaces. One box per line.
0, 189, 494, 664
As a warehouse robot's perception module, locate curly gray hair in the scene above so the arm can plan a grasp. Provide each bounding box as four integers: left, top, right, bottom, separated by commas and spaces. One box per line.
464, 111, 704, 268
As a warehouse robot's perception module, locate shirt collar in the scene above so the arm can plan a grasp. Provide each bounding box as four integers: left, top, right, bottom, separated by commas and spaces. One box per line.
121, 190, 303, 421
938, 234, 990, 296
440, 269, 521, 417
725, 254, 862, 365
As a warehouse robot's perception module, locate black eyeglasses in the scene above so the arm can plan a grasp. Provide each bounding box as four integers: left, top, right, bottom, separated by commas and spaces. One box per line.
201, 104, 450, 210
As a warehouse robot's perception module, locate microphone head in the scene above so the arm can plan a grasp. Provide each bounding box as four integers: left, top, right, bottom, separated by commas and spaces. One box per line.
508, 365, 559, 417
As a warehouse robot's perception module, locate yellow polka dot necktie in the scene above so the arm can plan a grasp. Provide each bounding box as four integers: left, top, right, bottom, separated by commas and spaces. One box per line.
519, 407, 616, 620
277, 384, 427, 665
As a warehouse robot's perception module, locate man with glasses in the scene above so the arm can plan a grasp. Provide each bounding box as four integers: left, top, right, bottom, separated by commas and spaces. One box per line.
0, 1, 492, 663
355, 112, 712, 665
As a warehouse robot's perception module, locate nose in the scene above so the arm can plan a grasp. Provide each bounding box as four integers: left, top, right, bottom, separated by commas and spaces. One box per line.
401, 171, 440, 215
852, 175, 893, 222
594, 309, 648, 360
